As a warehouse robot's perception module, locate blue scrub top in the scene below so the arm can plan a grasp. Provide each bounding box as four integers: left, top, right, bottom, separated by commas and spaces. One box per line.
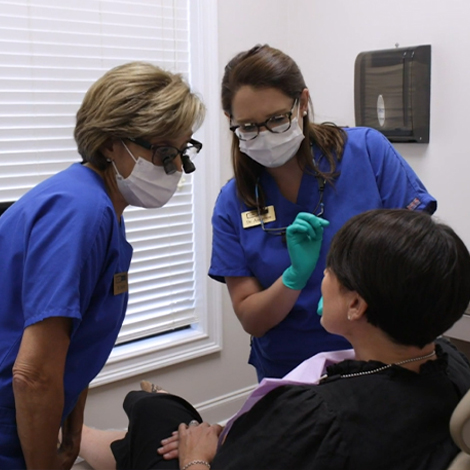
209, 127, 437, 379
0, 163, 133, 469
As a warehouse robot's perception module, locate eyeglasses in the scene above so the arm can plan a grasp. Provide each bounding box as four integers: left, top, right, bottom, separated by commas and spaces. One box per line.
255, 176, 326, 240
128, 137, 203, 175
230, 100, 298, 141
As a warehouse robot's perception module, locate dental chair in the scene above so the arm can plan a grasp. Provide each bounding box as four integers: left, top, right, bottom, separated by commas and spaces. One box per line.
448, 389, 470, 469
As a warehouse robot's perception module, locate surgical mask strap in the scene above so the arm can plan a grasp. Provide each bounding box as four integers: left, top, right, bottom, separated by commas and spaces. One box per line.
121, 140, 138, 163
111, 140, 138, 178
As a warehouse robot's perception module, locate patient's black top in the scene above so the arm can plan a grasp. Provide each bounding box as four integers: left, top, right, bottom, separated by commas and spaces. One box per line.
112, 338, 470, 470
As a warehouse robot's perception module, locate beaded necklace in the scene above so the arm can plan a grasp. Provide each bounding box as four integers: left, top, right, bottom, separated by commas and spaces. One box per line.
320, 349, 436, 381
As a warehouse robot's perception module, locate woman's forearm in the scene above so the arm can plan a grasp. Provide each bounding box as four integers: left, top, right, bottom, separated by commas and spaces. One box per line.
227, 276, 301, 337
59, 387, 89, 468
13, 370, 65, 469
12, 316, 72, 469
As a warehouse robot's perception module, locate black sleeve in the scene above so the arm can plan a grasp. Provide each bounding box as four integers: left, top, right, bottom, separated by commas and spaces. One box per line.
437, 337, 470, 396
111, 391, 202, 470
212, 385, 348, 470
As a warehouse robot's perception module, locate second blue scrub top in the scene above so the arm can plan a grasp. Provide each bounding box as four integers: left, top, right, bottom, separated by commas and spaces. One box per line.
209, 127, 437, 379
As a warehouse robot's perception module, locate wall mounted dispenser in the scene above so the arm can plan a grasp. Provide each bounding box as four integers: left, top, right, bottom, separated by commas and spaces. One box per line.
354, 45, 431, 143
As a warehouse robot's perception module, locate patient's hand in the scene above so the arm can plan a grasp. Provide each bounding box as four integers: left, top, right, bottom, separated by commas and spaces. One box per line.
158, 423, 224, 461
158, 430, 180, 460
178, 422, 222, 468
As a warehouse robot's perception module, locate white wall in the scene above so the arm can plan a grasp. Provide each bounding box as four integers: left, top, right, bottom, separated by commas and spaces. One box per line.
289, 0, 470, 244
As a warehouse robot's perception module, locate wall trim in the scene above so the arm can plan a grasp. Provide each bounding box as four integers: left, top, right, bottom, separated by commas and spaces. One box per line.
194, 384, 257, 425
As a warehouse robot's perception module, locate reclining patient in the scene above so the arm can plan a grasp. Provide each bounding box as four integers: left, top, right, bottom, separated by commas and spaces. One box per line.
79, 209, 470, 470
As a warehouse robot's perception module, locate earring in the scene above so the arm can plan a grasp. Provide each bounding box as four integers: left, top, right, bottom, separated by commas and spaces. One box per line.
303, 110, 307, 116
347, 315, 352, 321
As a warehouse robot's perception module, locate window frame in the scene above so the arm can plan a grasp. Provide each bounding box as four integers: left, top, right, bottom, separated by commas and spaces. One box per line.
92, 0, 222, 386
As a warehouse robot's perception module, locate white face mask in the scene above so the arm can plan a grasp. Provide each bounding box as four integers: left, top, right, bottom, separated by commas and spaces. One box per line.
113, 141, 182, 209
238, 115, 305, 168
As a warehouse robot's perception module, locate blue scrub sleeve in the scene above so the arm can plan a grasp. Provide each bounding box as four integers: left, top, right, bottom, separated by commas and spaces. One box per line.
22, 193, 112, 333
209, 188, 254, 283
365, 129, 437, 214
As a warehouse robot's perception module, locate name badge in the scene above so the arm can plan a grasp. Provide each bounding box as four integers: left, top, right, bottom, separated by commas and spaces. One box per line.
113, 272, 129, 295
241, 205, 276, 229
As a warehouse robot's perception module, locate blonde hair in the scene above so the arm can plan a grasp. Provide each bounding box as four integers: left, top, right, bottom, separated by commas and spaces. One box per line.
75, 62, 205, 169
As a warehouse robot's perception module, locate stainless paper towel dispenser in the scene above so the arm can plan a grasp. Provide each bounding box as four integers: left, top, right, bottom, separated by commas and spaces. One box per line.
354, 45, 431, 143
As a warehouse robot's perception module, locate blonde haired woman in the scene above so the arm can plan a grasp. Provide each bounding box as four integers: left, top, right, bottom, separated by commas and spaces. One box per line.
0, 62, 205, 470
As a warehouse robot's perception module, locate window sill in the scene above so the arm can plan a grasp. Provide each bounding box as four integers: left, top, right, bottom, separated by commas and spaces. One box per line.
91, 321, 222, 387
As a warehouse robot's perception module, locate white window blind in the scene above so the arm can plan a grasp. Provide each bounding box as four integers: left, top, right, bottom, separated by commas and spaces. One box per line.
0, 0, 200, 345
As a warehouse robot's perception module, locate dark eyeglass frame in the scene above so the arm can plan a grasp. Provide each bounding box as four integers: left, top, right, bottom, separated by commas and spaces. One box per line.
255, 176, 326, 240
229, 99, 298, 141
128, 137, 203, 174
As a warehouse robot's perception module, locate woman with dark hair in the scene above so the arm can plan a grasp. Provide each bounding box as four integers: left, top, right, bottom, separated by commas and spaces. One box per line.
79, 209, 470, 470
209, 44, 437, 380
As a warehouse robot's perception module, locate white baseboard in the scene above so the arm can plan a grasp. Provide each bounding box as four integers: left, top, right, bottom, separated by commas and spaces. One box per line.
194, 384, 257, 425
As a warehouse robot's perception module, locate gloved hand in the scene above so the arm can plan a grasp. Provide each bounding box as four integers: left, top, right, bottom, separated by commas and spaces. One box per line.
282, 213, 329, 290
317, 296, 324, 316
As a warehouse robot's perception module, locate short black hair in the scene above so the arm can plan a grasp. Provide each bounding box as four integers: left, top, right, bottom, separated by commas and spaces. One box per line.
326, 209, 470, 347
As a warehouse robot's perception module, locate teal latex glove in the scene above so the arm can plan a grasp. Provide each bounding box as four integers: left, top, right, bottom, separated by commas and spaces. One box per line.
317, 296, 323, 316
282, 213, 330, 290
